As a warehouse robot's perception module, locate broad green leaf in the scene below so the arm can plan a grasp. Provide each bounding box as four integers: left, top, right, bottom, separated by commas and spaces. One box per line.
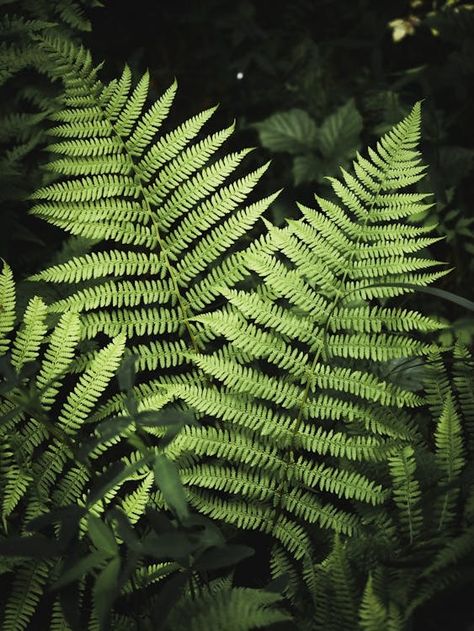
52, 549, 108, 590
86, 458, 148, 507
95, 415, 133, 441
26, 505, 86, 532
0, 534, 61, 557
109, 507, 140, 549
196, 544, 254, 571
292, 153, 321, 185
181, 513, 225, 549
154, 454, 189, 521
254, 109, 318, 154
93, 556, 121, 628
318, 98, 362, 161
140, 531, 196, 560
87, 514, 119, 557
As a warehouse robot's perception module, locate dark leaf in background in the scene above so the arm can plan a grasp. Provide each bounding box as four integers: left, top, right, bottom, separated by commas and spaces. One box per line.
52, 549, 109, 590
150, 571, 189, 630
145, 506, 176, 534
93, 556, 121, 629
59, 580, 84, 631
195, 543, 255, 571
0, 534, 61, 557
117, 349, 137, 392
87, 458, 148, 507
153, 454, 189, 522
87, 514, 119, 557
140, 531, 196, 561
254, 109, 318, 154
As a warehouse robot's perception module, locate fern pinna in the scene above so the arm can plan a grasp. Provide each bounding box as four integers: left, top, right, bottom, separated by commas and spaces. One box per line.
29, 36, 276, 401
165, 103, 448, 587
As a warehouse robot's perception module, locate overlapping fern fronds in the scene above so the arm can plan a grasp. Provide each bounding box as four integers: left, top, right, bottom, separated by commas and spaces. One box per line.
163, 104, 448, 574
0, 1, 111, 294
310, 346, 474, 630
29, 36, 276, 397
0, 262, 127, 630
0, 0, 100, 213
162, 579, 292, 631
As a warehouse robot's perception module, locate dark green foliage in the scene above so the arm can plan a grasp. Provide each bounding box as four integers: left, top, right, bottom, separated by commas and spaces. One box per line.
1, 2, 474, 630
0, 0, 102, 274
0, 281, 288, 628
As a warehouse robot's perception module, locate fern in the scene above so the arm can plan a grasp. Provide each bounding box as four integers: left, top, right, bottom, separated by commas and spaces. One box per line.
3, 560, 54, 631
28, 36, 276, 398
433, 393, 465, 529
388, 446, 422, 544
162, 580, 292, 631
0, 263, 16, 355
359, 574, 389, 631
162, 103, 445, 572
452, 343, 474, 452
0, 1, 100, 273
0, 262, 127, 630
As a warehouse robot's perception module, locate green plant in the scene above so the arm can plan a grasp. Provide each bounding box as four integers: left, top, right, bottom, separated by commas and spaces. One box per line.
253, 98, 363, 188
1, 10, 473, 629
166, 102, 450, 598
0, 264, 290, 629
310, 344, 474, 630
28, 35, 276, 398
0, 0, 103, 274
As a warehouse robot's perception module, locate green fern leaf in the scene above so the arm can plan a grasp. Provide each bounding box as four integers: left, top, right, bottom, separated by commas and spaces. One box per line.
11, 296, 47, 371
178, 104, 444, 575
164, 582, 292, 631
388, 446, 422, 543
359, 574, 388, 631
0, 262, 16, 355
434, 393, 465, 529
29, 36, 274, 399
3, 560, 53, 631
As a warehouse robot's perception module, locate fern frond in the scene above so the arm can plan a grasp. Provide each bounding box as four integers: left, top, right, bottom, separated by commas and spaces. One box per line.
423, 526, 474, 577
452, 344, 474, 452
30, 250, 165, 284
269, 544, 300, 602
359, 574, 388, 631
388, 446, 422, 543
3, 560, 53, 631
10, 296, 47, 371
179, 104, 444, 577
36, 310, 81, 408
163, 583, 292, 631
1, 463, 33, 522
30, 36, 272, 386
33, 334, 125, 499
0, 262, 16, 355
120, 471, 154, 525
123, 562, 179, 594
434, 393, 465, 529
